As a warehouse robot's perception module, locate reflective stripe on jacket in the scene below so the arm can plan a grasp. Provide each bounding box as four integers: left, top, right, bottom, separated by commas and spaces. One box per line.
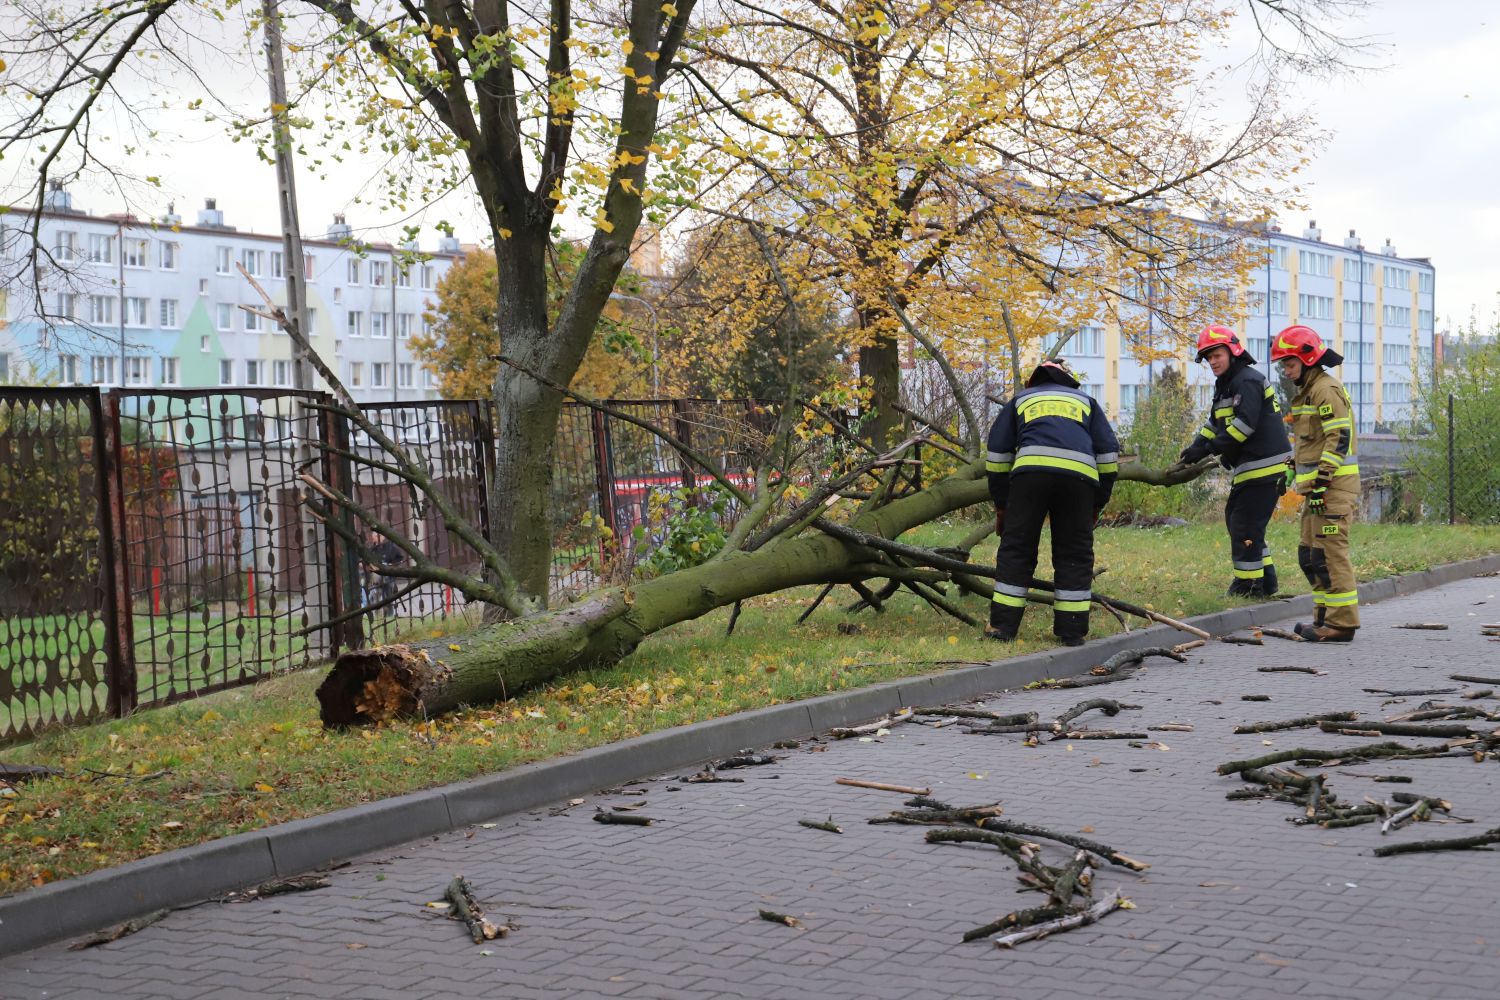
1289, 367, 1360, 494
1194, 360, 1292, 487
987, 384, 1120, 510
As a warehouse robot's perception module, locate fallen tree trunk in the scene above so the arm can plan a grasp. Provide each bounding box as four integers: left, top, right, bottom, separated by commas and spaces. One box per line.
316, 462, 1198, 726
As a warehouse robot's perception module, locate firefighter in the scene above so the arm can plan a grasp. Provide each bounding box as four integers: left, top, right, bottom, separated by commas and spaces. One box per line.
1270, 325, 1361, 642
986, 359, 1119, 647
1177, 325, 1293, 598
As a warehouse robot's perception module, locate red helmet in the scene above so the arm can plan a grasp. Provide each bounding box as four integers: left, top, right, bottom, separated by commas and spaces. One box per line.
1194, 325, 1246, 362
1269, 325, 1327, 365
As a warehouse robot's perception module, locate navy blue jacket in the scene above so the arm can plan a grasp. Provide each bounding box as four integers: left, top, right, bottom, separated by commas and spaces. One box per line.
1194, 356, 1293, 488
986, 384, 1120, 509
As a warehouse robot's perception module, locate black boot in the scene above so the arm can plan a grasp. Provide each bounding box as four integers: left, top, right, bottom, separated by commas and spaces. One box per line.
1294, 607, 1327, 639
1227, 578, 1257, 598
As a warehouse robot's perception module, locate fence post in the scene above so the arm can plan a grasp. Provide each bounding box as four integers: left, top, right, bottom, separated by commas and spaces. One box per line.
1447, 392, 1456, 525
474, 399, 496, 544
590, 408, 618, 546
672, 399, 696, 492
97, 390, 137, 718
319, 395, 364, 651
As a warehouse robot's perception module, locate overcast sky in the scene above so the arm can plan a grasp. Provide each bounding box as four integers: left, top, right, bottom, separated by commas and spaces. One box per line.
1254, 0, 1500, 331
7, 1, 1497, 331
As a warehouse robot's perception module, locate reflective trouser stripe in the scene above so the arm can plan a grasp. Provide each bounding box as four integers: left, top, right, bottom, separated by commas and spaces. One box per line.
986, 461, 1012, 472
1055, 599, 1091, 612
1333, 463, 1359, 477
993, 580, 1028, 608
1054, 589, 1091, 602
1263, 553, 1275, 566
1232, 559, 1264, 579
1323, 590, 1359, 607
1312, 592, 1326, 605
1013, 455, 1099, 480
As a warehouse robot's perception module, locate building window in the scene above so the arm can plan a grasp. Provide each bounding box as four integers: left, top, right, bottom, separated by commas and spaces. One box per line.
273, 360, 291, 387
396, 265, 412, 288
423, 367, 436, 387
244, 307, 263, 333
1247, 337, 1268, 360
372, 362, 389, 388
1384, 343, 1411, 365
159, 241, 179, 270
1383, 304, 1412, 326
333, 287, 343, 305
216, 303, 233, 331
123, 238, 149, 268
270, 251, 284, 278
1344, 341, 1375, 365
216, 246, 232, 274
198, 277, 209, 296
1418, 308, 1433, 331
161, 357, 180, 386
348, 361, 364, 387
371, 260, 388, 286
397, 362, 414, 388
347, 258, 361, 284
91, 356, 117, 385
397, 313, 413, 340
124, 296, 150, 327
1382, 380, 1411, 404
89, 295, 114, 325
244, 360, 262, 386
1384, 267, 1410, 291
56, 292, 78, 322
200, 335, 211, 353
59, 355, 80, 384
125, 356, 150, 386
1298, 251, 1332, 277
371, 312, 389, 339
1342, 299, 1374, 324
219, 359, 235, 386
56, 231, 78, 262
1245, 291, 1265, 317
347, 310, 363, 337
305, 307, 317, 332
1297, 294, 1333, 321
1268, 245, 1288, 270
421, 264, 434, 289
1342, 258, 1373, 283
1268, 290, 1288, 315
303, 253, 315, 276
241, 248, 264, 277
160, 299, 179, 329
88, 233, 114, 264
1418, 272, 1434, 294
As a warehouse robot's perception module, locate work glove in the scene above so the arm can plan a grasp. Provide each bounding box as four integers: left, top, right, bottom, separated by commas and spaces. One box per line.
995, 508, 1006, 537
1179, 438, 1212, 465
1307, 477, 1330, 514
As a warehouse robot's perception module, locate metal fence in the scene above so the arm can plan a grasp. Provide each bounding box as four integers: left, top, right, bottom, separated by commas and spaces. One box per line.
0, 387, 767, 742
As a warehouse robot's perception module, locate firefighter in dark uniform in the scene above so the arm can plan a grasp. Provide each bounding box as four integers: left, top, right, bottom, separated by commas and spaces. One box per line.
1177, 325, 1293, 598
985, 359, 1119, 647
1271, 324, 1361, 642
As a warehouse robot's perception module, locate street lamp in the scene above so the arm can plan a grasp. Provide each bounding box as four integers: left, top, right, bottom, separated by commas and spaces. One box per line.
609, 292, 660, 398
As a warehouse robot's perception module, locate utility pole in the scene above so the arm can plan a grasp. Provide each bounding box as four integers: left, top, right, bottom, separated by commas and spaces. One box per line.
262, 0, 312, 392
391, 247, 399, 402
262, 0, 328, 650
117, 216, 126, 387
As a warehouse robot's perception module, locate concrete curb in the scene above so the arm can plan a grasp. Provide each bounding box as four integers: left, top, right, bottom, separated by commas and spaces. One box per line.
4, 551, 1500, 957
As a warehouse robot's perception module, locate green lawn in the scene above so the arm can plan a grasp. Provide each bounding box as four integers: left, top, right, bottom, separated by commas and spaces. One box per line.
2, 518, 1497, 895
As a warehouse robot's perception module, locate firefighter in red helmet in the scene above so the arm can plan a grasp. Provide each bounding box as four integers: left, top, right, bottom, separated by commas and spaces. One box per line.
1271, 325, 1360, 642
986, 359, 1119, 647
1178, 325, 1292, 598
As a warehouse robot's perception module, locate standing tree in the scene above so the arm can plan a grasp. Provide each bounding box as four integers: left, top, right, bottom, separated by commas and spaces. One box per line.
1, 0, 700, 614
678, 0, 1312, 443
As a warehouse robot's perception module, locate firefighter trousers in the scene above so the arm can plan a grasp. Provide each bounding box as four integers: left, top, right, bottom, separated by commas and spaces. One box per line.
1298, 488, 1360, 629
1225, 479, 1281, 596
991, 471, 1097, 640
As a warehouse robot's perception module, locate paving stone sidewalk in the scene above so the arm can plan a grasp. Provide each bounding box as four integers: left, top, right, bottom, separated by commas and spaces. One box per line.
5, 575, 1500, 1000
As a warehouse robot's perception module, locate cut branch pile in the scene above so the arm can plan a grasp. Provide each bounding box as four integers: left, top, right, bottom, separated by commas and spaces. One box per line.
961, 698, 1140, 739
1224, 767, 1458, 833
842, 786, 1139, 947
1030, 647, 1187, 691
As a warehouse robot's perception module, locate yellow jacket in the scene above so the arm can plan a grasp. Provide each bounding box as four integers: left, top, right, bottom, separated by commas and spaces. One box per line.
1288, 367, 1359, 496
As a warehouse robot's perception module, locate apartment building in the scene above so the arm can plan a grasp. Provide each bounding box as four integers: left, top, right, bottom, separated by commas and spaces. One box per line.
1042, 219, 1436, 433
0, 186, 462, 402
